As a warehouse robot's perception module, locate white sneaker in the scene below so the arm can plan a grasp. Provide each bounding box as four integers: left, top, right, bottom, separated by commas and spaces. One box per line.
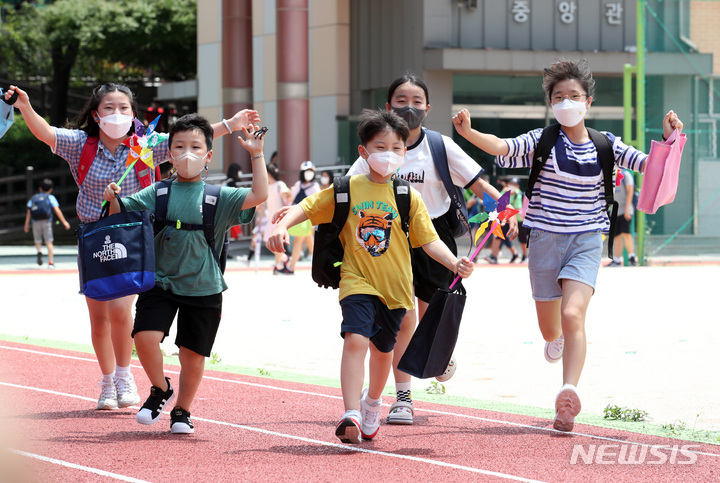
97, 378, 119, 410
115, 371, 141, 408
359, 388, 382, 440
335, 410, 362, 444
544, 334, 564, 363
436, 355, 457, 382
554, 384, 582, 432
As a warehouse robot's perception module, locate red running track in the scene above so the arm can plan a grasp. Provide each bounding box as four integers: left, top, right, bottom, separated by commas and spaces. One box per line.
0, 341, 718, 483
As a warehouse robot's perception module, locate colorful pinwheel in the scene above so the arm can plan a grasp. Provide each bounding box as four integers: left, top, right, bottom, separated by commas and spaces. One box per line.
449, 190, 520, 289
101, 116, 165, 208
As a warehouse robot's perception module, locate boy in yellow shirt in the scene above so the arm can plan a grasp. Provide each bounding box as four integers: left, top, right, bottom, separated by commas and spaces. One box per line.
267, 109, 473, 444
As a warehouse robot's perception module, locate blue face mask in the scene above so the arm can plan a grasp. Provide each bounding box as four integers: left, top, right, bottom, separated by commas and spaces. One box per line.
0, 88, 16, 140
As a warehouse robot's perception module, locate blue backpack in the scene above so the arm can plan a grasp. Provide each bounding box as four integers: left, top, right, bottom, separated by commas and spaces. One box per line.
153, 180, 229, 274
29, 193, 53, 220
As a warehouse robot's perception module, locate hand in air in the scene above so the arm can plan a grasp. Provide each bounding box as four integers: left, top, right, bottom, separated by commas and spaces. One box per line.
452, 109, 473, 138
662, 110, 684, 140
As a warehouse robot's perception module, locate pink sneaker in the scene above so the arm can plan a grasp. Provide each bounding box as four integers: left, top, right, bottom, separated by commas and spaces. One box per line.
553, 384, 582, 432
544, 334, 564, 363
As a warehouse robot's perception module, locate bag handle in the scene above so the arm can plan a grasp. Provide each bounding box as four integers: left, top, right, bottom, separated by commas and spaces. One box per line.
99, 197, 127, 219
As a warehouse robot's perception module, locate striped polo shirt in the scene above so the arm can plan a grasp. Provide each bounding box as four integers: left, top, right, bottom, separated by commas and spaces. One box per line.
497, 127, 647, 234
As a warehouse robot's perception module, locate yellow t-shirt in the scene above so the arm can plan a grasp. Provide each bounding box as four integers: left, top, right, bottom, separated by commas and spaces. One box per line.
300, 175, 439, 310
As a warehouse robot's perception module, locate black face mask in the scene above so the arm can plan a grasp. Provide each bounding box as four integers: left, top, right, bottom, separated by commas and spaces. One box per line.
393, 105, 426, 130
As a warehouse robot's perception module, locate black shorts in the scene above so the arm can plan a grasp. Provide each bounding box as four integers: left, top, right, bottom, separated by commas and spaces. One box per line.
518, 221, 528, 245
412, 215, 456, 304
133, 285, 223, 357
615, 216, 633, 236
339, 294, 406, 353
498, 223, 514, 248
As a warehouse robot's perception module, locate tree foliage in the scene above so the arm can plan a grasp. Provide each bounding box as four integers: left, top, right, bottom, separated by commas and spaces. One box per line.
0, 0, 197, 170
0, 0, 197, 125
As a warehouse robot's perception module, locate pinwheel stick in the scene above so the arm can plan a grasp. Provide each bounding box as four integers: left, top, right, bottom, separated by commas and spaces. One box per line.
449, 221, 499, 290
100, 160, 137, 208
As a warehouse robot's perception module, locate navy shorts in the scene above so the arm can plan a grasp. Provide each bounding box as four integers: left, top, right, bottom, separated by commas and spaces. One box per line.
133, 285, 223, 357
339, 294, 406, 353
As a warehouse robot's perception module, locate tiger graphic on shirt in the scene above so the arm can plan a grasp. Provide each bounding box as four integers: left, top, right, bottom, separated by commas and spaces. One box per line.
354, 210, 395, 257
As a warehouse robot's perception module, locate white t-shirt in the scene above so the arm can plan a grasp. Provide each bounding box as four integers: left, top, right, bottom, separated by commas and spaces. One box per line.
346, 129, 483, 218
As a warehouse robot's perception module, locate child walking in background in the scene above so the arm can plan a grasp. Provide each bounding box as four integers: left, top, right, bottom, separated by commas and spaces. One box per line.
452, 59, 683, 431
6, 83, 259, 411
267, 109, 473, 444
104, 114, 267, 433
25, 178, 71, 268
284, 161, 321, 274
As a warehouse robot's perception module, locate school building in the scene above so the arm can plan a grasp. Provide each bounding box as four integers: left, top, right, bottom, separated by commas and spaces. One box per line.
158, 0, 719, 238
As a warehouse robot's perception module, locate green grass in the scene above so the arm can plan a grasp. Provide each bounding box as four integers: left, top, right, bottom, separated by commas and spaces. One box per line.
2, 333, 718, 445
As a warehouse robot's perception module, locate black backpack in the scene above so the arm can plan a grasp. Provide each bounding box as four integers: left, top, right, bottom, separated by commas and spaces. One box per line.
29, 193, 53, 220
153, 180, 229, 273
312, 175, 412, 290
425, 129, 472, 238
527, 124, 618, 259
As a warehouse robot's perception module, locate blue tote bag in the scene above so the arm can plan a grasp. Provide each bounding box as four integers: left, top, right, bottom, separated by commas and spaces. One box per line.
77, 198, 155, 301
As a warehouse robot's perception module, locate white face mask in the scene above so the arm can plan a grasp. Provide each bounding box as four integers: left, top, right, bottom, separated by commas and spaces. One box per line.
97, 113, 133, 139
320, 175, 330, 186
552, 99, 587, 128
171, 151, 209, 179
365, 150, 404, 177
303, 170, 315, 182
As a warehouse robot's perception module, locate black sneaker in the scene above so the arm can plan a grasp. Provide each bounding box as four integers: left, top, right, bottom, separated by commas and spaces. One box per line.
273, 264, 294, 275
521, 255, 527, 263
629, 256, 638, 266
136, 377, 174, 425
170, 406, 194, 434
509, 253, 519, 264
36, 252, 43, 266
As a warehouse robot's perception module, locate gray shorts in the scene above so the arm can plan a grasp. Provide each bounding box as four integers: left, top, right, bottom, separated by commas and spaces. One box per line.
528, 229, 603, 301
32, 219, 53, 244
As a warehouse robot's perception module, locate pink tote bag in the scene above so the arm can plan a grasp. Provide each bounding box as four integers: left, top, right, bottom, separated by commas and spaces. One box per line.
637, 129, 687, 214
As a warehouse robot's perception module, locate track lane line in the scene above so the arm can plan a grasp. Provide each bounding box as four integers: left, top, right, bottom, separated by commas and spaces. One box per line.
1, 380, 546, 483
2, 344, 719, 458
6, 448, 153, 483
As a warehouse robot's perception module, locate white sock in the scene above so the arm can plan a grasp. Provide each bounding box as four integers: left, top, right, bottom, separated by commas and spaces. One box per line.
629, 253, 636, 258
613, 257, 622, 263
115, 364, 130, 374
395, 382, 411, 393
102, 372, 115, 382
365, 394, 381, 406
